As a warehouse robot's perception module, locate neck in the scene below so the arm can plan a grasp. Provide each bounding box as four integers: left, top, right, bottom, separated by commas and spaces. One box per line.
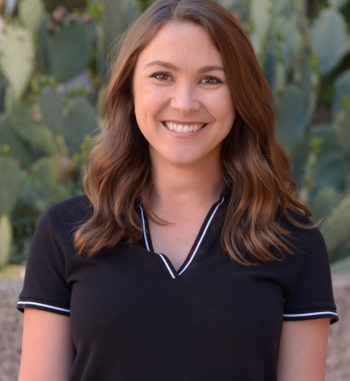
150, 157, 225, 214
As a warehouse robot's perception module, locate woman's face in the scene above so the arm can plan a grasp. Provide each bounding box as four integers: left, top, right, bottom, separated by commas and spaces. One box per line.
133, 21, 235, 169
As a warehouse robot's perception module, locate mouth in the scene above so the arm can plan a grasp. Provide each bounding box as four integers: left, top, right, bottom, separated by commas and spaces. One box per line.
162, 121, 207, 133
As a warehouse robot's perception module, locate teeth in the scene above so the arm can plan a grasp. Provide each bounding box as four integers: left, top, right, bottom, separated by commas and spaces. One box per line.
177, 125, 184, 133
164, 122, 205, 133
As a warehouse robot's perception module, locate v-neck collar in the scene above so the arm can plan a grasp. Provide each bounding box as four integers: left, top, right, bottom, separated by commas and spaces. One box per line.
138, 195, 226, 279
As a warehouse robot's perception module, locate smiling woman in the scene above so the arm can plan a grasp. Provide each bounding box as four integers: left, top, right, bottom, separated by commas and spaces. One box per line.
133, 21, 235, 170
17, 1, 338, 381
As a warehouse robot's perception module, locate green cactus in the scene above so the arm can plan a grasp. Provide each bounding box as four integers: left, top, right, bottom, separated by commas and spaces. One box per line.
328, 0, 350, 9
0, 73, 7, 114
331, 255, 350, 274
0, 114, 33, 167
321, 195, 350, 262
216, 0, 250, 20
62, 97, 98, 156
37, 14, 52, 76
47, 18, 93, 82
99, 0, 139, 52
0, 25, 35, 100
250, 0, 271, 59
332, 69, 350, 117
0, 157, 23, 216
290, 123, 341, 183
335, 107, 350, 158
314, 152, 348, 193
31, 155, 75, 190
310, 8, 348, 75
19, 0, 45, 34
275, 85, 308, 152
310, 186, 341, 222
0, 215, 12, 268
39, 86, 63, 132
6, 89, 59, 154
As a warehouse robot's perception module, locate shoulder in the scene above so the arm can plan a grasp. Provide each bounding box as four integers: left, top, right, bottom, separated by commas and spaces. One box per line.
279, 210, 325, 253
37, 195, 92, 242
47, 194, 92, 225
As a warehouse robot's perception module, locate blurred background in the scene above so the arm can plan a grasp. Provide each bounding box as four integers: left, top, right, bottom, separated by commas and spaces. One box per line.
0, 0, 350, 273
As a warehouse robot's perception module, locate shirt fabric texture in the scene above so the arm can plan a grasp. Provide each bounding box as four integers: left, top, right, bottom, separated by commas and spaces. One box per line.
17, 194, 338, 381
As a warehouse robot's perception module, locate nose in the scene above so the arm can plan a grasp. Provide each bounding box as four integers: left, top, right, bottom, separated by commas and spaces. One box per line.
170, 84, 200, 115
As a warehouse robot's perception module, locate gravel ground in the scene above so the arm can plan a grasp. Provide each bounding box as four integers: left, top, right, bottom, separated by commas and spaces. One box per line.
1, 275, 349, 381
0, 280, 23, 381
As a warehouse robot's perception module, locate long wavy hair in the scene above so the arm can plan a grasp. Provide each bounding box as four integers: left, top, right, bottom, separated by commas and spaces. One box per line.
74, 0, 313, 265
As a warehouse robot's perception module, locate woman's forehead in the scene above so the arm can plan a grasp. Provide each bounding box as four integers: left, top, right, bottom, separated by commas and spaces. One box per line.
135, 21, 223, 69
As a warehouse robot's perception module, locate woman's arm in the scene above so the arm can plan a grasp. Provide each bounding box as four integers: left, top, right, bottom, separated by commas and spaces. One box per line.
277, 319, 330, 381
18, 309, 74, 381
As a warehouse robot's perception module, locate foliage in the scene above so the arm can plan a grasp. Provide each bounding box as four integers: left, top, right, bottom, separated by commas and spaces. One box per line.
0, 0, 349, 268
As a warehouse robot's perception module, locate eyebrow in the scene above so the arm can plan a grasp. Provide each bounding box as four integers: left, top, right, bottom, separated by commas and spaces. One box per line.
144, 60, 225, 73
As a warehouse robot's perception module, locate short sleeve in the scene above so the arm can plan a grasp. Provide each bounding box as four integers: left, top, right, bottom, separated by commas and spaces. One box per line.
283, 227, 338, 324
17, 207, 71, 316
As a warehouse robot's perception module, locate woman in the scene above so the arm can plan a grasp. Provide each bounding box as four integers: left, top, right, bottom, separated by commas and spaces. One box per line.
17, 0, 338, 380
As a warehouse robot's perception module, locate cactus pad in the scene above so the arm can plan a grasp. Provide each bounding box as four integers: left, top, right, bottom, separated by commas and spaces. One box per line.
275, 85, 308, 152
328, 0, 350, 9
314, 152, 348, 192
310, 8, 348, 74
0, 157, 23, 215
47, 19, 93, 82
8, 92, 58, 154
31, 155, 75, 190
39, 86, 63, 132
250, 0, 271, 56
0, 26, 35, 99
0, 114, 33, 166
100, 0, 138, 51
19, 0, 45, 33
62, 97, 98, 155
335, 108, 350, 157
332, 69, 350, 117
0, 215, 12, 268
321, 195, 350, 261
311, 186, 341, 221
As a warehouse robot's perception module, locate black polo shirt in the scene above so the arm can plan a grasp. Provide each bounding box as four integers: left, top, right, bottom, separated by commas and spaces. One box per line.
18, 194, 338, 381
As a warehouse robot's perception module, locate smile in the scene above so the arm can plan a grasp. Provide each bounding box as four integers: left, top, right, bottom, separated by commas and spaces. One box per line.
163, 122, 206, 133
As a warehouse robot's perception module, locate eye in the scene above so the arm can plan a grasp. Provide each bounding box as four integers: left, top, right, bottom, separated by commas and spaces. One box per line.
150, 72, 172, 82
200, 76, 223, 85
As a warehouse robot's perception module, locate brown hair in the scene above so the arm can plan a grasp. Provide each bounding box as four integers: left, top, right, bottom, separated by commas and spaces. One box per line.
74, 0, 313, 265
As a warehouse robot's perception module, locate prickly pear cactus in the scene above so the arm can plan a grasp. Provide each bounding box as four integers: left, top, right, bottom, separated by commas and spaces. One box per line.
6, 89, 59, 154
0, 114, 33, 166
249, 0, 271, 59
100, 0, 139, 51
31, 155, 75, 190
39, 86, 63, 132
0, 157, 23, 216
216, 0, 250, 20
19, 0, 45, 33
332, 69, 350, 117
310, 8, 348, 75
47, 19, 93, 82
0, 215, 12, 268
328, 0, 350, 9
314, 152, 348, 193
275, 86, 308, 152
321, 195, 350, 262
335, 107, 350, 158
0, 25, 35, 99
62, 97, 98, 156
311, 186, 341, 221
